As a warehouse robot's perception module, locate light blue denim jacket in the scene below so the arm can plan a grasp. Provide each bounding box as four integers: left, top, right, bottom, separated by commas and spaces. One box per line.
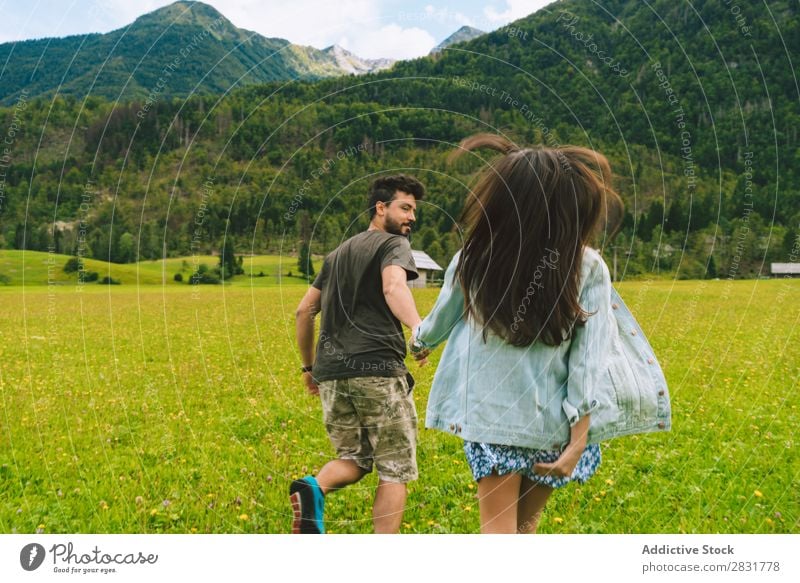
416, 248, 671, 449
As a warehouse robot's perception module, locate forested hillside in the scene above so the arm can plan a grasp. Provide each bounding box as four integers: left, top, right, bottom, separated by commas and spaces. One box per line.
0, 1, 367, 106
1, 0, 797, 280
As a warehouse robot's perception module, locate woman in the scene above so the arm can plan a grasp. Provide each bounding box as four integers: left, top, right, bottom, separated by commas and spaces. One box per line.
413, 134, 670, 533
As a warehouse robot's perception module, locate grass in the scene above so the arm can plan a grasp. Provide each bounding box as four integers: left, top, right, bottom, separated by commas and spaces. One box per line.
0, 250, 319, 287
0, 278, 798, 533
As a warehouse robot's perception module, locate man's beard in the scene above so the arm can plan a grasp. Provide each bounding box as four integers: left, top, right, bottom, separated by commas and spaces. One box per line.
385, 216, 412, 237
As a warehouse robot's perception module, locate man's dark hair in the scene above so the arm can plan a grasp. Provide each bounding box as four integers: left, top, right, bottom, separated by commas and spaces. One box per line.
368, 174, 425, 218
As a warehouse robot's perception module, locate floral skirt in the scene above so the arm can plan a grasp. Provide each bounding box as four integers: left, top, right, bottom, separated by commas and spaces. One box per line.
463, 441, 601, 489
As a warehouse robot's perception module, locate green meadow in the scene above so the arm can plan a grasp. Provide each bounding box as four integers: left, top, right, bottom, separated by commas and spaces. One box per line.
0, 257, 798, 533
0, 250, 318, 287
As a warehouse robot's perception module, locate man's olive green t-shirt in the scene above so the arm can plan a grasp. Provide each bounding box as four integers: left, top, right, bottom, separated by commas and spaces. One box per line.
311, 230, 418, 381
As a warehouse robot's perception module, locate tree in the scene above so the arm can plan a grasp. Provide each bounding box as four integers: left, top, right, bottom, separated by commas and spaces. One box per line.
639, 201, 664, 242
89, 227, 110, 261
219, 242, 242, 280
426, 240, 445, 267
139, 223, 162, 260
265, 219, 275, 252
782, 226, 798, 261
666, 198, 688, 234
298, 242, 315, 279
190, 263, 220, 284
63, 256, 82, 273
117, 232, 135, 263
297, 211, 315, 279
706, 254, 717, 279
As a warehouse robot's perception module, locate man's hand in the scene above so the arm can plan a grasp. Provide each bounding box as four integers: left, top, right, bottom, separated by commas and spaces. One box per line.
409, 330, 430, 366
296, 287, 321, 396
411, 347, 430, 366
302, 371, 319, 396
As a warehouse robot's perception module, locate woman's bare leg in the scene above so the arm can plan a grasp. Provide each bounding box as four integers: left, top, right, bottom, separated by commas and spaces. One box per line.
477, 472, 522, 534
516, 476, 553, 533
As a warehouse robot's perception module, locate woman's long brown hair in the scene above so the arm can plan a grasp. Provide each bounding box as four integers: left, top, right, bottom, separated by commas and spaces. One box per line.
452, 133, 623, 346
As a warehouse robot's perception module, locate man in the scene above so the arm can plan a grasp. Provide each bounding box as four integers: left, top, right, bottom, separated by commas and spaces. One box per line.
291, 174, 427, 534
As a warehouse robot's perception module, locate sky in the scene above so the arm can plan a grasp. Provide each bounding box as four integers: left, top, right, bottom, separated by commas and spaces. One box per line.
0, 0, 555, 60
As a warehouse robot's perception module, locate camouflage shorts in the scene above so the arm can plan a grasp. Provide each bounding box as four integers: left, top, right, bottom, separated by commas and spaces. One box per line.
318, 375, 418, 483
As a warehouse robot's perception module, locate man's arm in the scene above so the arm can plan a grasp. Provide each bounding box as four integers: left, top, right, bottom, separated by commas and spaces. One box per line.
382, 264, 422, 330
295, 286, 322, 395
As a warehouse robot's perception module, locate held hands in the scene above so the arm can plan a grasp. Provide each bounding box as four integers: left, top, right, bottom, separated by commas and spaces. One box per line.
409, 327, 430, 366
302, 371, 319, 396
410, 345, 430, 366
532, 414, 590, 479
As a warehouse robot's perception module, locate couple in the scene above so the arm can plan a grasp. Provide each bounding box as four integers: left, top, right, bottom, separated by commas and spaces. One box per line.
291, 133, 670, 534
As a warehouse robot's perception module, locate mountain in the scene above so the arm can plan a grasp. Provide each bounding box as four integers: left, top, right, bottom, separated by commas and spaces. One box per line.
0, 0, 797, 280
313, 0, 798, 219
323, 45, 394, 75
0, 1, 379, 105
430, 25, 486, 54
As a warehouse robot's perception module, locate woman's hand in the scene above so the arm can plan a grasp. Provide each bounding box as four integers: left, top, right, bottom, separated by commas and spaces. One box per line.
533, 415, 590, 479
409, 327, 431, 365
532, 444, 584, 478
302, 371, 319, 396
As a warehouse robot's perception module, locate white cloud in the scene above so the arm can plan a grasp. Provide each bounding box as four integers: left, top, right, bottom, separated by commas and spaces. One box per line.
484, 0, 553, 25
202, 0, 381, 50
421, 5, 474, 27
0, 1, 524, 60
204, 0, 438, 58
338, 24, 437, 60
26, 0, 384, 50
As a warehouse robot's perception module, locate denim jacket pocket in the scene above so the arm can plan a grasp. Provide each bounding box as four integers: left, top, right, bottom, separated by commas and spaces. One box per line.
608, 343, 658, 424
